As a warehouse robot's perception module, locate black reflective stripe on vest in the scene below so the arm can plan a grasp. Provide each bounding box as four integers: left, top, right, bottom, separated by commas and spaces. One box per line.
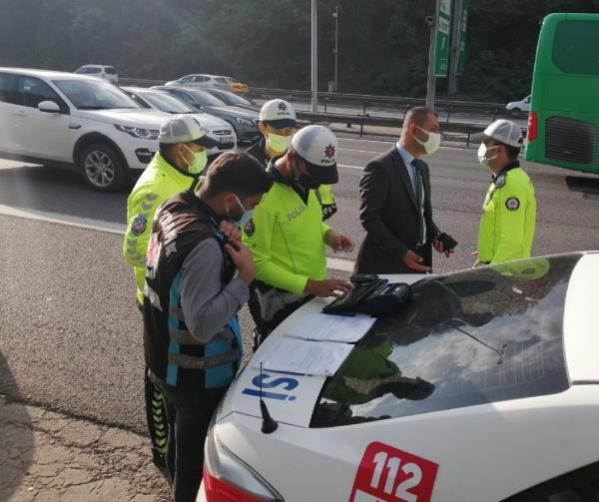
169, 327, 235, 345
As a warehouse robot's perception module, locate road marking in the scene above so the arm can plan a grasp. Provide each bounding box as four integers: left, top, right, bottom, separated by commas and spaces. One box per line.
0, 204, 357, 272
339, 163, 364, 170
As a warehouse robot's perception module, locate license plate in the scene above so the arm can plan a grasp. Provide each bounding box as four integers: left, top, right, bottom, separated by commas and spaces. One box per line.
219, 136, 233, 144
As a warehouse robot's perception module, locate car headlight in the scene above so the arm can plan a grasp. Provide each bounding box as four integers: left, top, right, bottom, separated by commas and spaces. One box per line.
115, 124, 159, 140
235, 117, 254, 127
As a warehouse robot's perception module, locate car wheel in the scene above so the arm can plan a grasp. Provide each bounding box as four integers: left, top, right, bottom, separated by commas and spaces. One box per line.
513, 107, 521, 112
79, 143, 129, 192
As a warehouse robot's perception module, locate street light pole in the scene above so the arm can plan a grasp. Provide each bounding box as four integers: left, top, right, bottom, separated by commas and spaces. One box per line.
425, 13, 437, 111
311, 0, 318, 112
333, 5, 339, 92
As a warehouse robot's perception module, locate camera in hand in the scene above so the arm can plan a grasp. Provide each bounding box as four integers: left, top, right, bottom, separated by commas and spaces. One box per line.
322, 274, 412, 316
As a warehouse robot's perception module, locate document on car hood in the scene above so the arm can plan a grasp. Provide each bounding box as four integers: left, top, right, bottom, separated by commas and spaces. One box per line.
253, 337, 354, 377
284, 312, 376, 343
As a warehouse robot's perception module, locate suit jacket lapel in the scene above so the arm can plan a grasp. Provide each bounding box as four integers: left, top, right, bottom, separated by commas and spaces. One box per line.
391, 148, 418, 211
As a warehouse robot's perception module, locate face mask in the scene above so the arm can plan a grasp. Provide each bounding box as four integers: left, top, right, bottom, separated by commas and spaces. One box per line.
226, 194, 255, 227
415, 126, 441, 155
266, 132, 292, 154
183, 145, 208, 175
293, 161, 320, 190
477, 143, 501, 168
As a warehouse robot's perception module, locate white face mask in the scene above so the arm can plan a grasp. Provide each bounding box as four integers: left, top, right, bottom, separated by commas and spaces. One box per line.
477, 143, 501, 168
227, 194, 255, 227
182, 145, 208, 175
415, 126, 441, 155
266, 132, 292, 154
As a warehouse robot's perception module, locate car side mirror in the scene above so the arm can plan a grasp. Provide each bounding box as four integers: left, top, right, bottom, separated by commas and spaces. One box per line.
38, 101, 61, 113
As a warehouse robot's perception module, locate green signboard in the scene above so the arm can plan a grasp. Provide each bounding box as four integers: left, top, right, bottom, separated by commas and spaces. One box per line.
434, 0, 452, 77
457, 0, 470, 75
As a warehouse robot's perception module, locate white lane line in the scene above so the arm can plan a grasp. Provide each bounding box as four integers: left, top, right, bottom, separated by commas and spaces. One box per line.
327, 257, 355, 272
339, 147, 386, 154
0, 204, 125, 235
0, 204, 356, 272
339, 163, 364, 170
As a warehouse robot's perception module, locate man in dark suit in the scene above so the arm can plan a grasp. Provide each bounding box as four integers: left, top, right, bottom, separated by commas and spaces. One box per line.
355, 107, 455, 274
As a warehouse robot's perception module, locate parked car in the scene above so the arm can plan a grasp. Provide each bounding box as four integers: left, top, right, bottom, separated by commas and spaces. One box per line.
505, 95, 531, 112
198, 252, 599, 502
165, 74, 250, 94
121, 86, 237, 154
0, 67, 170, 191
74, 65, 118, 84
152, 86, 259, 144
204, 87, 257, 111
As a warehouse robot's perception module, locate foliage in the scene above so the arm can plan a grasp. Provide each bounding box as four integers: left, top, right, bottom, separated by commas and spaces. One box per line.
0, 0, 597, 101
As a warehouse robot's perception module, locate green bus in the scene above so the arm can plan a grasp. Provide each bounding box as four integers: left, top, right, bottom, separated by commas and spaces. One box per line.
525, 13, 599, 175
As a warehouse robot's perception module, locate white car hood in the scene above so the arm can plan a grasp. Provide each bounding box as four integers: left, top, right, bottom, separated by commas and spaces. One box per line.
73, 108, 169, 128
218, 274, 428, 428
190, 112, 231, 130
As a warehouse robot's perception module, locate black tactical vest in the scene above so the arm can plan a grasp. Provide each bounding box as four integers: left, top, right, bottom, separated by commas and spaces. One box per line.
143, 190, 241, 392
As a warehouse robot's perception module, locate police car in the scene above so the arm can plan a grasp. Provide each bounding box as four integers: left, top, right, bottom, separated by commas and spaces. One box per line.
198, 252, 599, 502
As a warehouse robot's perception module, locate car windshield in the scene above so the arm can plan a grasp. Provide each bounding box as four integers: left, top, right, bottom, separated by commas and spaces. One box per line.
126, 93, 151, 109
186, 89, 226, 107
76, 67, 100, 74
311, 255, 580, 428
216, 90, 251, 106
53, 79, 138, 110
138, 91, 195, 113
105, 67, 117, 75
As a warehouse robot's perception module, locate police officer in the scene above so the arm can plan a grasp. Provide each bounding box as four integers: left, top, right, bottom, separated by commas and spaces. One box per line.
243, 125, 354, 345
247, 99, 338, 220
123, 114, 217, 467
474, 119, 537, 267
144, 152, 272, 502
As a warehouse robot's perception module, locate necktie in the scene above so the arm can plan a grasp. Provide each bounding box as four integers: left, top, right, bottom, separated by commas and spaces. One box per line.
411, 160, 427, 246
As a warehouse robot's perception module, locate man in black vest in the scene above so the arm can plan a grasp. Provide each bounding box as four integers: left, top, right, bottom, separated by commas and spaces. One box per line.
143, 151, 272, 502
355, 107, 456, 274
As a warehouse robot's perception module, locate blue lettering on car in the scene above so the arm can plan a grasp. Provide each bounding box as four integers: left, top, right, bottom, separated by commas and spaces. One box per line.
242, 372, 299, 401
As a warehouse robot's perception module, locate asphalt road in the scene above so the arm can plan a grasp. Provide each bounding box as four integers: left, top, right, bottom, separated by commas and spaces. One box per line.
1, 137, 598, 434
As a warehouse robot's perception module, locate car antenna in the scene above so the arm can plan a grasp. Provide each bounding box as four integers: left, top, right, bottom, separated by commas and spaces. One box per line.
259, 363, 278, 434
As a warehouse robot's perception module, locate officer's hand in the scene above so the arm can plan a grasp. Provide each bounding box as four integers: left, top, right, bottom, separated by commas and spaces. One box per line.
225, 241, 255, 286
403, 250, 431, 273
305, 278, 353, 298
220, 221, 241, 244
325, 231, 354, 252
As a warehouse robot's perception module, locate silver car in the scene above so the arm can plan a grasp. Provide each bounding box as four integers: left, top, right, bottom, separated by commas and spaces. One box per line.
74, 65, 118, 84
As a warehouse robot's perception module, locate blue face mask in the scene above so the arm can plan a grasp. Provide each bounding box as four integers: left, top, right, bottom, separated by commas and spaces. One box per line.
229, 194, 254, 227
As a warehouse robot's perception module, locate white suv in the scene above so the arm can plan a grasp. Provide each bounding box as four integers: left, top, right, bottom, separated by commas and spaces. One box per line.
0, 68, 171, 192
74, 65, 118, 84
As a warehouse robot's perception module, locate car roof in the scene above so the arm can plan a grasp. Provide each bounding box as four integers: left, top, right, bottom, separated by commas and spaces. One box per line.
0, 67, 107, 80
563, 252, 599, 382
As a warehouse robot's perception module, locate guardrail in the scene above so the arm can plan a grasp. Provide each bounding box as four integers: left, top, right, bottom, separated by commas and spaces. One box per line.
117, 77, 527, 143
295, 110, 526, 146
250, 86, 527, 123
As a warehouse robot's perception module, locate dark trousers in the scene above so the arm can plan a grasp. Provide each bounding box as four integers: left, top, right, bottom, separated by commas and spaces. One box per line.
248, 287, 310, 350
155, 379, 227, 502
144, 368, 168, 465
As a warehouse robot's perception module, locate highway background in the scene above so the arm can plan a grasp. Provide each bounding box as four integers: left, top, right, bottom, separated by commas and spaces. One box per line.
1, 135, 598, 435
